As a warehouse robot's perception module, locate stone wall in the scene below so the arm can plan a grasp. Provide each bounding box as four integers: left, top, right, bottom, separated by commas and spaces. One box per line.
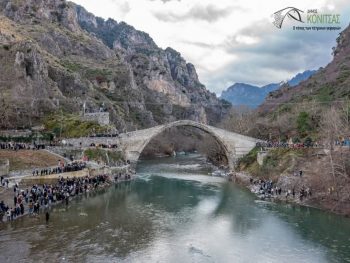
0, 129, 32, 138
64, 137, 119, 147
21, 169, 90, 185
46, 146, 84, 161
81, 112, 110, 126
0, 159, 10, 176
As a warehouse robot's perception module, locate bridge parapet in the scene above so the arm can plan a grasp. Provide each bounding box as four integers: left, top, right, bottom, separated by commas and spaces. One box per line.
63, 120, 261, 171
64, 137, 119, 147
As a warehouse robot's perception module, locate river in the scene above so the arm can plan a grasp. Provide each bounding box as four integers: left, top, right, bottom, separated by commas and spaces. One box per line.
1, 154, 350, 262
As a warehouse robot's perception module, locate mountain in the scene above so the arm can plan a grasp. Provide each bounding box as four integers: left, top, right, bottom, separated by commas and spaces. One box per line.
231, 25, 350, 215
220, 83, 267, 108
249, 24, 350, 141
220, 70, 316, 108
0, 0, 229, 132
259, 25, 350, 116
287, 70, 317, 86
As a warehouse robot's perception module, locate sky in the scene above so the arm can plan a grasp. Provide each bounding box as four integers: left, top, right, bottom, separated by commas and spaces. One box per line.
71, 0, 350, 95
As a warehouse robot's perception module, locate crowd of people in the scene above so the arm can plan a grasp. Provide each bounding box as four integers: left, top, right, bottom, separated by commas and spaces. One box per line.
0, 142, 46, 150
32, 161, 87, 177
0, 176, 9, 188
0, 174, 111, 222
256, 141, 321, 149
335, 138, 350, 146
89, 143, 118, 149
114, 173, 131, 181
89, 133, 119, 138
250, 178, 312, 201
257, 139, 350, 149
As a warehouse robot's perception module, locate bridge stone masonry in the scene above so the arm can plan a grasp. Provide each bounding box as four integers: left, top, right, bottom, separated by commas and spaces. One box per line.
64, 120, 262, 171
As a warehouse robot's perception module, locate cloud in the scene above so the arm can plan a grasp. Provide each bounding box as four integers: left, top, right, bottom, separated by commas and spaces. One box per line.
119, 2, 131, 14
110, 0, 131, 15
151, 0, 181, 3
154, 4, 233, 23
71, 0, 350, 96
202, 17, 344, 94
147, 0, 181, 3
180, 40, 217, 49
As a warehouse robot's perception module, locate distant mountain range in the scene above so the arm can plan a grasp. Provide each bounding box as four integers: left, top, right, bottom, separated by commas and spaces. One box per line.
220, 70, 317, 108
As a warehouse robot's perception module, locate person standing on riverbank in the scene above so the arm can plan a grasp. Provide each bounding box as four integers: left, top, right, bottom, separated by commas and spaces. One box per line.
45, 211, 50, 223
6, 209, 11, 221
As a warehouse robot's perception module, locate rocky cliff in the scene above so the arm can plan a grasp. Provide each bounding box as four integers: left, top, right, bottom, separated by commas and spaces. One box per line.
0, 0, 229, 132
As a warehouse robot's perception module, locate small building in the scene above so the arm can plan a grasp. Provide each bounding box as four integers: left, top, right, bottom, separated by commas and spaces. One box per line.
82, 112, 110, 126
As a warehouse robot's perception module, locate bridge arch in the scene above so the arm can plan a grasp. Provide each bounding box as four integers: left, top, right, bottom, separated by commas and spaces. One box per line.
63, 120, 260, 172
123, 120, 237, 170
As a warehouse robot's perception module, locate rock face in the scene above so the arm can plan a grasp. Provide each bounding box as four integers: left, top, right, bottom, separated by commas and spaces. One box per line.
0, 0, 229, 131
220, 70, 316, 108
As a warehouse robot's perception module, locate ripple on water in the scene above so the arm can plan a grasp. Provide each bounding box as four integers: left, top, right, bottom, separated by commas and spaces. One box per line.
1, 156, 350, 262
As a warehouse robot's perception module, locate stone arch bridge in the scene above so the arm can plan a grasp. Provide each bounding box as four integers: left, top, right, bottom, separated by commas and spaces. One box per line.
65, 120, 261, 170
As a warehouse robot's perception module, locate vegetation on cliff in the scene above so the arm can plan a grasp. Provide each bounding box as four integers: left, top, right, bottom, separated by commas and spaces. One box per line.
221, 24, 350, 215
84, 148, 124, 166
0, 0, 229, 133
44, 114, 111, 138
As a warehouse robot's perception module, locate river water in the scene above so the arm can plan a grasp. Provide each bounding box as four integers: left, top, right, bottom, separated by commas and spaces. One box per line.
1, 154, 350, 262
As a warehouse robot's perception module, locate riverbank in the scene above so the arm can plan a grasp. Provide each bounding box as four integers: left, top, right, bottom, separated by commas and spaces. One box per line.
234, 147, 350, 217
0, 169, 134, 223
234, 171, 350, 217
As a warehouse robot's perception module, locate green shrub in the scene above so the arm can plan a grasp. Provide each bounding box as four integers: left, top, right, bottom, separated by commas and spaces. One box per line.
237, 147, 259, 170
84, 148, 124, 165
316, 85, 333, 104
44, 113, 109, 138
297, 111, 311, 135
60, 60, 83, 72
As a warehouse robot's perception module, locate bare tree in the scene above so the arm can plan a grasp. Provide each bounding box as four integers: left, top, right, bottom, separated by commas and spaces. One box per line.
219, 106, 257, 135
0, 95, 15, 129
320, 106, 350, 201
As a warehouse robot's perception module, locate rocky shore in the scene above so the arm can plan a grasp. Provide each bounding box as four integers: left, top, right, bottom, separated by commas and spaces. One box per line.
233, 172, 350, 217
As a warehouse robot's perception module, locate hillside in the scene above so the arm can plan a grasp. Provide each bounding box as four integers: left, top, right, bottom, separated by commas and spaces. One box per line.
0, 0, 229, 133
220, 70, 316, 108
0, 150, 61, 171
253, 25, 350, 141
225, 24, 350, 215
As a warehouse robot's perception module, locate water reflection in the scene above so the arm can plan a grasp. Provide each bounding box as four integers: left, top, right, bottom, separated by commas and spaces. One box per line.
0, 155, 350, 262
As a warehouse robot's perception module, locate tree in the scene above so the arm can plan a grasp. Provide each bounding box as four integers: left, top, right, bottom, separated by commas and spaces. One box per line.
219, 106, 257, 135
296, 111, 311, 135
0, 96, 15, 129
320, 106, 350, 201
